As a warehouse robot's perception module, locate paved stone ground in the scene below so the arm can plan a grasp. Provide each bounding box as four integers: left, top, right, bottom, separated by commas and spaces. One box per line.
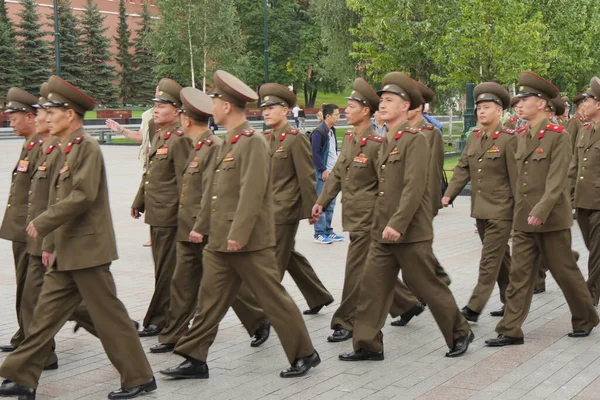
0, 139, 599, 400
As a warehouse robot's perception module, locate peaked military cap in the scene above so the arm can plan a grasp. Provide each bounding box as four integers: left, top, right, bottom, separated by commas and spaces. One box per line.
153, 78, 183, 108
414, 81, 435, 104
378, 72, 422, 110
573, 92, 586, 105
347, 77, 380, 113
510, 96, 520, 108
4, 88, 38, 114
474, 82, 511, 109
259, 83, 296, 108
44, 75, 97, 116
516, 72, 559, 102
210, 70, 258, 108
180, 87, 213, 121
547, 96, 565, 116
33, 83, 49, 109
584, 77, 600, 101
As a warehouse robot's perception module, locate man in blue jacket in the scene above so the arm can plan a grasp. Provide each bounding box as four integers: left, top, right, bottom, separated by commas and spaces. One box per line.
311, 104, 343, 244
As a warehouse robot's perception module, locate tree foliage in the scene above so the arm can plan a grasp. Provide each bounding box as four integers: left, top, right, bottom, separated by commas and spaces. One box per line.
51, 0, 86, 87
116, 0, 134, 104
130, 2, 156, 105
0, 0, 22, 100
16, 0, 51, 94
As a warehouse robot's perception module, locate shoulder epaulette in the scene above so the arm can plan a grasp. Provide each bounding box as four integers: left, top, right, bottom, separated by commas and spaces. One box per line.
65, 134, 85, 154
26, 139, 43, 150
583, 121, 592, 129
263, 130, 272, 136
195, 137, 214, 150
516, 125, 528, 137
500, 128, 516, 136
164, 128, 183, 140
546, 124, 565, 133
174, 128, 184, 136
231, 128, 254, 144
359, 134, 384, 147
45, 144, 59, 154
344, 130, 353, 135
420, 123, 434, 131
394, 127, 419, 140
279, 128, 299, 142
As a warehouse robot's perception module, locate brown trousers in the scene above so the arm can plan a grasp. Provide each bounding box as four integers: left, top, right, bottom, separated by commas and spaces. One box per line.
144, 226, 178, 328
0, 264, 153, 389
353, 240, 470, 352
8, 241, 28, 347
497, 230, 599, 338
466, 219, 511, 313
577, 208, 600, 305
159, 241, 267, 344
174, 247, 314, 364
275, 223, 333, 308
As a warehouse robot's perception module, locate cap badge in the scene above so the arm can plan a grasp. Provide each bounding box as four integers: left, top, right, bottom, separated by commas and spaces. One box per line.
264, 96, 269, 101
48, 93, 53, 99
519, 86, 524, 91
159, 91, 164, 96
7, 102, 11, 107
479, 94, 485, 99
383, 85, 390, 90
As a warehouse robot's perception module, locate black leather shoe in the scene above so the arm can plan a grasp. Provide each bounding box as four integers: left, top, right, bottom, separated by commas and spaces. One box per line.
44, 361, 59, 370
303, 299, 334, 315
489, 307, 505, 317
327, 326, 353, 342
460, 307, 479, 323
160, 357, 209, 379
0, 380, 35, 399
149, 343, 175, 353
568, 328, 593, 338
280, 351, 320, 378
446, 330, 474, 357
339, 348, 384, 361
485, 334, 524, 347
0, 344, 16, 352
250, 321, 271, 347
108, 377, 157, 399
533, 287, 545, 295
138, 324, 163, 337
391, 302, 426, 326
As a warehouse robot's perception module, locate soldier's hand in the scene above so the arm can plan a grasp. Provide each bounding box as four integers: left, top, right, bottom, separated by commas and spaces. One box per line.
42, 251, 53, 268
382, 226, 401, 241
189, 231, 204, 243
441, 196, 451, 207
322, 170, 330, 181
308, 216, 318, 225
131, 208, 141, 219
312, 204, 323, 219
227, 240, 243, 251
105, 119, 122, 133
26, 222, 39, 239
527, 216, 543, 226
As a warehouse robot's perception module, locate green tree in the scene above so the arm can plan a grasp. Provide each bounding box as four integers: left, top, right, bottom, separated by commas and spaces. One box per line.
130, 2, 155, 105
0, 0, 22, 99
79, 0, 116, 104
16, 0, 51, 94
116, 0, 134, 104
150, 0, 249, 88
51, 0, 85, 86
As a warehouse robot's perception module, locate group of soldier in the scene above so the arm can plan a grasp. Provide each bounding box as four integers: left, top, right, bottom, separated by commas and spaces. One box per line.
0, 68, 598, 399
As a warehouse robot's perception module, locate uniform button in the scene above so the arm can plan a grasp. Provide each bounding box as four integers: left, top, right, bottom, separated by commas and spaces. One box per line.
216, 169, 220, 172
179, 204, 183, 208
381, 165, 386, 169
477, 190, 481, 193
380, 178, 384, 182
145, 181, 149, 185
584, 158, 588, 161
7, 204, 10, 207
585, 149, 589, 153
477, 179, 482, 183
523, 183, 527, 187
477, 169, 482, 173
212, 196, 217, 200
212, 209, 216, 212
28, 203, 31, 206
524, 172, 528, 176
580, 176, 584, 180
524, 194, 528, 197
147, 171, 150, 175
13, 173, 16, 176
182, 184, 186, 187
56, 197, 59, 201
525, 161, 529, 164
28, 191, 32, 195
150, 161, 153, 164
181, 194, 184, 198
379, 191, 384, 196
478, 158, 482, 162
582, 167, 586, 170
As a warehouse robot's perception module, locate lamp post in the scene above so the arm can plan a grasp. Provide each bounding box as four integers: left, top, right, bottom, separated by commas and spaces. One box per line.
263, 0, 269, 83
53, 0, 60, 76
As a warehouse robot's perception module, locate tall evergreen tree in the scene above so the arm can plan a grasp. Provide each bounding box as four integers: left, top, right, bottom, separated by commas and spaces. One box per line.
130, 2, 155, 105
80, 0, 116, 104
16, 0, 52, 94
0, 0, 22, 100
50, 0, 85, 86
116, 0, 134, 104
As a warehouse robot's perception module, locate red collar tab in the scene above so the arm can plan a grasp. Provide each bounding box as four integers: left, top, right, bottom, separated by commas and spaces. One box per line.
26, 139, 42, 150
195, 137, 214, 150
492, 131, 500, 140
473, 128, 482, 138
65, 134, 84, 154
232, 128, 255, 144
537, 130, 546, 139
360, 137, 367, 147
279, 128, 299, 142
45, 144, 58, 154
517, 125, 528, 138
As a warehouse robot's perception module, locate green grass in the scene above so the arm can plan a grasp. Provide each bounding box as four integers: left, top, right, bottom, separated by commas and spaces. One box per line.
108, 138, 138, 144
443, 154, 462, 180
297, 92, 349, 108
84, 109, 146, 120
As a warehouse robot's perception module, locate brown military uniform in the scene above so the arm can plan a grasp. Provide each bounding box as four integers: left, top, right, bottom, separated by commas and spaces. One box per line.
0, 79, 153, 390
132, 122, 192, 329
0, 133, 43, 348
445, 122, 516, 313
352, 120, 470, 352
566, 113, 588, 153
495, 118, 599, 338
173, 119, 316, 365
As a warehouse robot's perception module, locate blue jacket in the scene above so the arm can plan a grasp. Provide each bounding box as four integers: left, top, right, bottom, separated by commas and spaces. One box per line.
423, 113, 444, 134
310, 121, 337, 174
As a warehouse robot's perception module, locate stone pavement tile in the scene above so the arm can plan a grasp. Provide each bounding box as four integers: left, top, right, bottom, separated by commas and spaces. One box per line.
573, 375, 600, 399
340, 387, 378, 399
544, 355, 600, 400
416, 386, 477, 400
467, 392, 499, 400
493, 388, 529, 400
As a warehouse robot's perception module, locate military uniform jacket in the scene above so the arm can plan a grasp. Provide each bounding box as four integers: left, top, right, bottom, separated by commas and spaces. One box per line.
26, 137, 62, 256
513, 119, 573, 232
264, 123, 316, 225
445, 123, 518, 221
372, 121, 433, 244
569, 122, 600, 210
317, 126, 383, 233
414, 118, 444, 216
177, 130, 221, 241
32, 129, 119, 270
0, 134, 43, 243
566, 113, 587, 153
132, 123, 191, 227
206, 122, 276, 252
